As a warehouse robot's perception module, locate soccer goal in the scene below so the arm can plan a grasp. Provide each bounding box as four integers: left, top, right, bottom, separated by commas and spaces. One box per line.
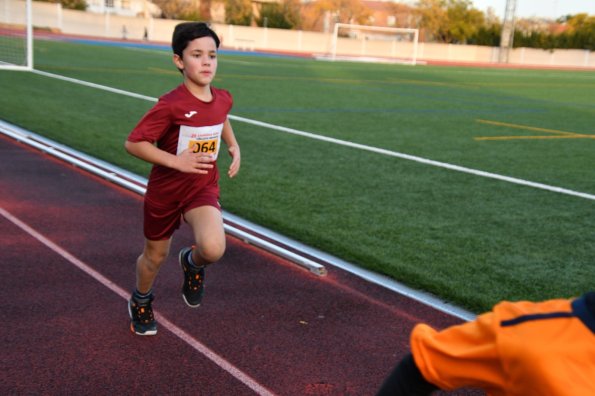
329, 23, 419, 65
0, 0, 33, 70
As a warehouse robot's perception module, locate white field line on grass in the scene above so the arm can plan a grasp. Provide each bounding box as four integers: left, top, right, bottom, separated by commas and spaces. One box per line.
0, 206, 277, 396
31, 69, 595, 202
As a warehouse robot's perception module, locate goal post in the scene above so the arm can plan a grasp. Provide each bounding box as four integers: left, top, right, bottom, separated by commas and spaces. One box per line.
330, 23, 419, 65
0, 0, 33, 70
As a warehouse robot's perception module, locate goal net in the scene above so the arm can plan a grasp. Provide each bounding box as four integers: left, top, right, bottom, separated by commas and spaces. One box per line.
329, 23, 419, 65
0, 0, 33, 70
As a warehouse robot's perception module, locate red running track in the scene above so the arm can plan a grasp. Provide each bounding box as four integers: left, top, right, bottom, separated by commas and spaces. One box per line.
0, 134, 483, 395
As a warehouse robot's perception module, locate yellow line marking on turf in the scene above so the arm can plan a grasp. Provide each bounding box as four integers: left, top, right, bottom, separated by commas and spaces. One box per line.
475, 119, 595, 141
476, 134, 595, 141
477, 119, 579, 135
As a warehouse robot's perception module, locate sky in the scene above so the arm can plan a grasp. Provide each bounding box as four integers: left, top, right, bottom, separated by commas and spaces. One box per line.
470, 0, 595, 19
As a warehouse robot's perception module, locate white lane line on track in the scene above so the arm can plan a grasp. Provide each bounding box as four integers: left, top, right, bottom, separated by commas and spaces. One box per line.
31, 69, 595, 202
0, 206, 276, 396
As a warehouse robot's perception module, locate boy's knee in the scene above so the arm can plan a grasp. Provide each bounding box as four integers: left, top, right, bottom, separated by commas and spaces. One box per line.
142, 247, 169, 269
196, 241, 225, 264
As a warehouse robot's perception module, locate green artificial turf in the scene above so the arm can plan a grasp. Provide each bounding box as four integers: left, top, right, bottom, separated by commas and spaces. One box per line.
1, 39, 593, 312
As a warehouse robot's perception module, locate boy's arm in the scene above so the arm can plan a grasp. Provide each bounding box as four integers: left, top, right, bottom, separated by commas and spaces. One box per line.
221, 118, 241, 178
124, 140, 213, 174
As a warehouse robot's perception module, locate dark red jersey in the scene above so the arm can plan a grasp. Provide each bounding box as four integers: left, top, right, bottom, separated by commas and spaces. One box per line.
127, 84, 232, 205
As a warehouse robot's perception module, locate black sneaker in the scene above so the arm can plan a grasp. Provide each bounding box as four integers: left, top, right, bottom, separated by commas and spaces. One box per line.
128, 293, 157, 336
179, 247, 205, 308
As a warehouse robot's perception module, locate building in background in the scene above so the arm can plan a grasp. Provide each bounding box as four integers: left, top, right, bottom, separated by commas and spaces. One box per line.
86, 0, 161, 17
363, 1, 415, 28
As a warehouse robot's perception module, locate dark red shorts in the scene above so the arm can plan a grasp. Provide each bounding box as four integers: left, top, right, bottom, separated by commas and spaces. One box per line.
143, 184, 220, 241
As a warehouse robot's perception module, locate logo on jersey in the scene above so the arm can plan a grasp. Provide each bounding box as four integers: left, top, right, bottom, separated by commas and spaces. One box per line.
184, 111, 197, 118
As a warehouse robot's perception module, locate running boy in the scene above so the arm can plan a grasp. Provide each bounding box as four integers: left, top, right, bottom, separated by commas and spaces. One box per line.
125, 22, 240, 336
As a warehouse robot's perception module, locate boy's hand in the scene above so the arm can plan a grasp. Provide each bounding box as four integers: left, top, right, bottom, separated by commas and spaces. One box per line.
227, 145, 241, 178
173, 149, 214, 174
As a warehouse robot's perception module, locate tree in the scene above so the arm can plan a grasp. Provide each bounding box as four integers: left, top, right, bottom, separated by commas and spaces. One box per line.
311, 0, 372, 26
415, 0, 447, 41
200, 0, 212, 21
510, 14, 594, 50
36, 0, 86, 11
444, 0, 484, 43
415, 0, 484, 43
225, 0, 253, 26
62, 0, 86, 10
468, 24, 500, 46
152, 0, 192, 19
467, 6, 500, 46
256, 0, 302, 30
563, 13, 595, 50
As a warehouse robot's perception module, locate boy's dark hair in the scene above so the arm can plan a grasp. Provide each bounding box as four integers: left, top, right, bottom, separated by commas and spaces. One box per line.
172, 22, 220, 57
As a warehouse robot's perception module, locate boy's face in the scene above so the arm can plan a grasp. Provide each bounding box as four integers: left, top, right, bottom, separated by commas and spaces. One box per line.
173, 36, 218, 88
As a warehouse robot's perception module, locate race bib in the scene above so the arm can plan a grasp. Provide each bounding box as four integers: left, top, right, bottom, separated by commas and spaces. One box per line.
176, 124, 223, 160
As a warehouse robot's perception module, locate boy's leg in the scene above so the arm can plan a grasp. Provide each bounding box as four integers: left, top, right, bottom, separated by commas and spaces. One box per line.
136, 238, 172, 293
129, 238, 171, 335
184, 205, 226, 265
179, 205, 225, 307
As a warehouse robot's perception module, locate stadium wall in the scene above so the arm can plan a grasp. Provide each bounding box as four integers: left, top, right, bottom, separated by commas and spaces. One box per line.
3, 0, 594, 69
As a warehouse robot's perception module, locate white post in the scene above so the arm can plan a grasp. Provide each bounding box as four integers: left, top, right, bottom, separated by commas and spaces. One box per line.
3, 0, 9, 24
228, 24, 234, 46
412, 29, 419, 65
520, 47, 525, 64
26, 0, 33, 69
105, 11, 110, 37
56, 2, 63, 31
360, 35, 366, 55
149, 17, 154, 41
331, 23, 338, 60
297, 30, 302, 50
490, 46, 498, 62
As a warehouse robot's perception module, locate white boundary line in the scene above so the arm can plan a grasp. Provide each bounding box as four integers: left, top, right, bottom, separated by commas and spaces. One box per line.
0, 206, 276, 396
32, 69, 158, 102
228, 115, 595, 201
30, 69, 595, 202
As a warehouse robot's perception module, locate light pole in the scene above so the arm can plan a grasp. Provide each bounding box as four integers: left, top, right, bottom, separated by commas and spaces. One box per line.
499, 0, 517, 63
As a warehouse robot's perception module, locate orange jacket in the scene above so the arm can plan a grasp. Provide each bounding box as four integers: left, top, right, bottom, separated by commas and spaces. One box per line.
411, 292, 595, 396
